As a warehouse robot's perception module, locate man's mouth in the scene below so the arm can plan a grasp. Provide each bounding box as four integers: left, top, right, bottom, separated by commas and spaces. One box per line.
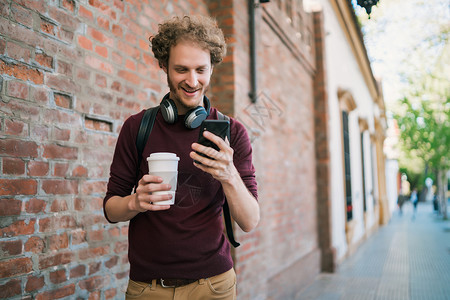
181, 87, 200, 95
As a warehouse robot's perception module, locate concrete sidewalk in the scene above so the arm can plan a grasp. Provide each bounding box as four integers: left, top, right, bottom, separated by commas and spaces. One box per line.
296, 201, 450, 300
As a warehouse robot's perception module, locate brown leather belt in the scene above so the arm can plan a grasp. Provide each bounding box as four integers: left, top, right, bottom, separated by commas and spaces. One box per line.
157, 278, 198, 288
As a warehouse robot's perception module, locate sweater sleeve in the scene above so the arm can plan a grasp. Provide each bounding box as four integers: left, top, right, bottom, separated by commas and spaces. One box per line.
103, 111, 143, 222
230, 118, 258, 200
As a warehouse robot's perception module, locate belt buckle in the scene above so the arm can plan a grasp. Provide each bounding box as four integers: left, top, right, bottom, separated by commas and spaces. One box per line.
160, 279, 176, 288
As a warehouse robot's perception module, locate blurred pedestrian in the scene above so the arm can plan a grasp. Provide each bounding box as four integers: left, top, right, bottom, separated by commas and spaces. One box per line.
411, 188, 418, 219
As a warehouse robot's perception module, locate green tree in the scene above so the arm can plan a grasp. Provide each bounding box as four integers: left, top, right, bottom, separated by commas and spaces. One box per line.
356, 0, 449, 218
393, 46, 449, 218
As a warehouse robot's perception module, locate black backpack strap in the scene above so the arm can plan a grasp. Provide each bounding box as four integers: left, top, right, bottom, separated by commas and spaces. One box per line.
217, 111, 240, 248
135, 106, 159, 191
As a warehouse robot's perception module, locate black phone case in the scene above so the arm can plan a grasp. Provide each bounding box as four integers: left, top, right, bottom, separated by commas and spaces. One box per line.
197, 120, 230, 159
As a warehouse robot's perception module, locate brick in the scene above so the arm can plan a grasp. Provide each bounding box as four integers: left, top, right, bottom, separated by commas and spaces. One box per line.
84, 118, 112, 132
35, 51, 53, 69
79, 5, 93, 21
78, 35, 93, 50
40, 17, 57, 36
49, 6, 79, 29
95, 73, 107, 87
54, 92, 72, 109
50, 269, 67, 284
79, 246, 109, 260
62, 0, 76, 12
39, 251, 74, 269
54, 127, 71, 141
45, 74, 78, 94
114, 240, 128, 254
88, 229, 103, 242
0, 257, 33, 278
112, 24, 123, 37
31, 125, 50, 140
0, 278, 21, 298
7, 80, 29, 100
72, 165, 88, 177
35, 284, 75, 300
42, 179, 78, 195
25, 274, 45, 292
0, 239, 22, 256
3, 157, 26, 175
14, 0, 46, 14
105, 255, 118, 268
71, 229, 86, 245
118, 69, 140, 85
50, 198, 68, 212
88, 27, 113, 46
97, 16, 110, 30
70, 265, 86, 278
24, 236, 45, 253
105, 288, 117, 299
7, 41, 31, 62
11, 3, 34, 28
0, 198, 22, 216
0, 60, 44, 84
88, 261, 101, 275
79, 275, 108, 292
39, 215, 76, 233
85, 55, 113, 73
5, 119, 28, 137
25, 198, 46, 214
0, 179, 38, 196
57, 60, 72, 76
95, 45, 108, 58
0, 219, 36, 237
54, 162, 69, 177
0, 38, 5, 53
32, 87, 50, 104
43, 144, 77, 160
0, 139, 38, 158
42, 108, 80, 126
27, 160, 49, 177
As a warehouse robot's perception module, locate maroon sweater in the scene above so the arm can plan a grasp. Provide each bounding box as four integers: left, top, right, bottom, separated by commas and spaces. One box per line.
104, 107, 257, 281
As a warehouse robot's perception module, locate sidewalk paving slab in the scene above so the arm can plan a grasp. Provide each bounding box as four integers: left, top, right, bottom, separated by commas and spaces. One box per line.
296, 201, 450, 300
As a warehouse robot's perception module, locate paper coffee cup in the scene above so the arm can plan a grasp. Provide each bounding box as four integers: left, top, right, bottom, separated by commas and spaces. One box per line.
147, 152, 179, 205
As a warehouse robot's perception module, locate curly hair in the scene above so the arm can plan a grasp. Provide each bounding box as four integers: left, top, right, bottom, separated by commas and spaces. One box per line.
150, 15, 227, 69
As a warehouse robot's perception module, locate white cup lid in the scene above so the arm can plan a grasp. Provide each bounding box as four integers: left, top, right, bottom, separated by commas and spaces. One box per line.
147, 152, 180, 161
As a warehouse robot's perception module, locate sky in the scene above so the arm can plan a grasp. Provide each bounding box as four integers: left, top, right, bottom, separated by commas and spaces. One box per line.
353, 0, 449, 109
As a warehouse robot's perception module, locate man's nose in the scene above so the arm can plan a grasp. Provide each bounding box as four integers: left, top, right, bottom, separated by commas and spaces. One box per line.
185, 71, 198, 87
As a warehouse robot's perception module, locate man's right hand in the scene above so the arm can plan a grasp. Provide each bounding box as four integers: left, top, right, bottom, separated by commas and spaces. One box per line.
104, 175, 172, 222
131, 174, 172, 212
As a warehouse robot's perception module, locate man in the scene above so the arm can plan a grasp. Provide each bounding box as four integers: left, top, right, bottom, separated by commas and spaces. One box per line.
103, 15, 259, 299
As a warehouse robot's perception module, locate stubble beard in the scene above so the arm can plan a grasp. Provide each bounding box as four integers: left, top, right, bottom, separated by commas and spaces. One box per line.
167, 72, 209, 113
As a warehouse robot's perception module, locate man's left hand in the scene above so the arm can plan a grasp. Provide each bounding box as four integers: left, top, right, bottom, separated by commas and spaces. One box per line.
190, 131, 238, 183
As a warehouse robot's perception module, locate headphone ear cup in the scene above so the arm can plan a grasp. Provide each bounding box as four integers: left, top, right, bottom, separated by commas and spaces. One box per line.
160, 98, 178, 124
184, 107, 208, 129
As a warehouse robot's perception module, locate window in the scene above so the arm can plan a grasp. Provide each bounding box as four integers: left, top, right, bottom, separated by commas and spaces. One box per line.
342, 111, 353, 221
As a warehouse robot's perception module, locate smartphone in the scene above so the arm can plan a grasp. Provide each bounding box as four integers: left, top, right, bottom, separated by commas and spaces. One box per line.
196, 120, 230, 160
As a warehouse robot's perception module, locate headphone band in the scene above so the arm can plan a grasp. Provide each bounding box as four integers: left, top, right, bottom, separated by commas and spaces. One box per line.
159, 93, 210, 128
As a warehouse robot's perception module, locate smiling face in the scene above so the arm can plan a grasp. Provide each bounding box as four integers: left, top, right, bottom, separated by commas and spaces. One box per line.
163, 40, 213, 115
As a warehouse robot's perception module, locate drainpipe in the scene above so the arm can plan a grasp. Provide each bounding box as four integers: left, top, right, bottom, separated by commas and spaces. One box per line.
249, 0, 270, 103
248, 0, 257, 103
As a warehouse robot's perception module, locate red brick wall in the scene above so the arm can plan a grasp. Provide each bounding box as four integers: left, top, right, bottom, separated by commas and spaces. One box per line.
1, 0, 321, 299
0, 0, 209, 298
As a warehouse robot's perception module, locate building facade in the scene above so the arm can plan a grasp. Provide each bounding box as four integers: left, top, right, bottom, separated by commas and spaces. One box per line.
0, 0, 388, 299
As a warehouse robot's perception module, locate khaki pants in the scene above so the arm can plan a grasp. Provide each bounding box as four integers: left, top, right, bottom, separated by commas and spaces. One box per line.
125, 268, 236, 300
